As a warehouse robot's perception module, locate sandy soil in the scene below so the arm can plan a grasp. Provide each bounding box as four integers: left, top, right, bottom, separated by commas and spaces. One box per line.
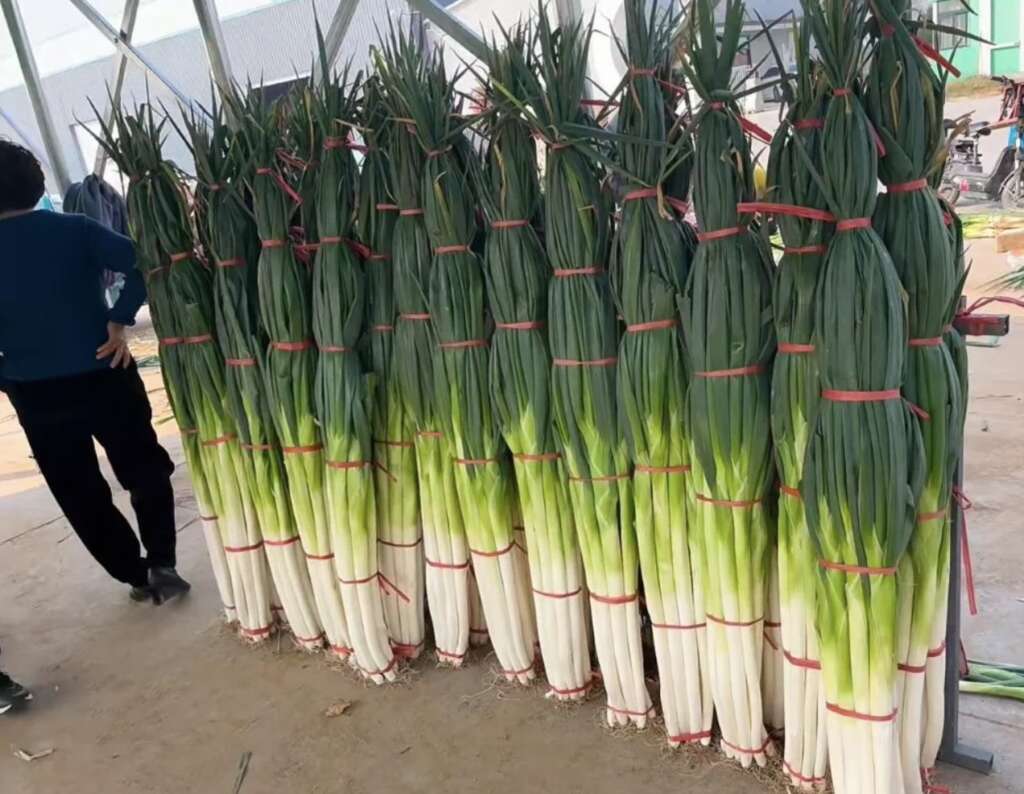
0, 246, 1021, 793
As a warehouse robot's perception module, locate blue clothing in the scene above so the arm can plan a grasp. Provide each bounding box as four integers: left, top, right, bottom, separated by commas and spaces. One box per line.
0, 210, 145, 383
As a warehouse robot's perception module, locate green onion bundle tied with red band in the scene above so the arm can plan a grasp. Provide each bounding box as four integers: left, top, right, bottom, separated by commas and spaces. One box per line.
356, 74, 425, 661
238, 87, 352, 659
506, 6, 651, 724
762, 21, 831, 788
799, 0, 925, 791
611, 0, 710, 746
478, 26, 591, 700
383, 35, 538, 684
310, 58, 396, 684
679, 0, 776, 767
375, 28, 477, 667
180, 98, 323, 650
865, 5, 964, 789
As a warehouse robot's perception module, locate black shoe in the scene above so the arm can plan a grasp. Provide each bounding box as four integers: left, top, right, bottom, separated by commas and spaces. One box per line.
148, 567, 191, 605
129, 585, 155, 603
0, 671, 31, 715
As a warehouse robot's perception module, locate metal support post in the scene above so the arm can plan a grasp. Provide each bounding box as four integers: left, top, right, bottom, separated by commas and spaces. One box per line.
1, 0, 73, 193
318, 0, 360, 83
191, 0, 235, 101
67, 0, 204, 114
93, 0, 141, 177
405, 0, 487, 61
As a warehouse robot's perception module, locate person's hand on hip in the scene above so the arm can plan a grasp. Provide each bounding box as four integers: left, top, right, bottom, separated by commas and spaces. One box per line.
96, 321, 132, 368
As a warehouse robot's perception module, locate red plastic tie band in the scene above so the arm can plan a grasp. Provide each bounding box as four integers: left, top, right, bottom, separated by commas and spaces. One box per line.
184, 334, 213, 345
666, 197, 689, 215
909, 336, 944, 347
426, 145, 453, 159
326, 459, 372, 471
199, 514, 218, 521
783, 648, 821, 670
695, 494, 762, 509
496, 320, 544, 331
553, 266, 603, 278
372, 324, 394, 333
270, 339, 314, 352
201, 433, 235, 448
470, 540, 516, 559
455, 456, 498, 467
694, 364, 765, 379
607, 703, 655, 719
793, 118, 824, 131
779, 483, 802, 500
225, 540, 264, 553
416, 430, 443, 439
921, 767, 952, 794
765, 620, 782, 628
436, 648, 467, 662
899, 658, 928, 674
319, 345, 352, 354
391, 641, 424, 658
321, 136, 346, 150
834, 87, 852, 97
626, 319, 677, 333
502, 658, 537, 677
533, 586, 582, 600
255, 166, 302, 206
836, 217, 872, 232
282, 443, 323, 455
669, 730, 714, 745
169, 251, 192, 264
514, 452, 561, 462
784, 244, 827, 256
590, 591, 638, 606
399, 208, 424, 216
241, 624, 273, 639
917, 508, 948, 523
377, 536, 423, 549
697, 225, 745, 243
783, 760, 827, 785
914, 34, 962, 78
439, 339, 489, 350
225, 357, 255, 367
628, 66, 656, 78
819, 559, 896, 576
953, 485, 978, 615
623, 186, 659, 202
216, 257, 245, 269
434, 244, 470, 255
553, 357, 617, 368
261, 239, 286, 249
929, 641, 948, 658
400, 312, 431, 321
425, 557, 470, 571
651, 620, 706, 631
822, 388, 900, 403
305, 551, 335, 561
376, 203, 399, 212
706, 613, 763, 628
264, 536, 300, 548
356, 654, 400, 678
293, 631, 326, 645
548, 678, 595, 698
635, 464, 691, 475
778, 342, 815, 354
826, 702, 897, 722
720, 735, 771, 755
763, 630, 779, 650
887, 178, 929, 194
737, 202, 835, 223
491, 219, 529, 229
318, 235, 343, 247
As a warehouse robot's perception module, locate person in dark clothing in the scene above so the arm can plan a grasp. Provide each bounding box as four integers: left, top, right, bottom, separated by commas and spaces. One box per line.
0, 140, 190, 613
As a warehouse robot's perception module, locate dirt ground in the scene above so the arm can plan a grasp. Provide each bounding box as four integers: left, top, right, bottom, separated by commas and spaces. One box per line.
1, 246, 1022, 794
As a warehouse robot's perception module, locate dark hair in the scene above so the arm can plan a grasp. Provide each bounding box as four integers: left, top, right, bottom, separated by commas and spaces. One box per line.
0, 139, 45, 212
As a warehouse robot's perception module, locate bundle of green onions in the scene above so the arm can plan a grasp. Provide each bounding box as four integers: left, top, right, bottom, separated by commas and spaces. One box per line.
238, 89, 352, 658
181, 101, 324, 649
357, 74, 425, 660
680, 0, 775, 765
611, 0, 710, 744
92, 102, 237, 625
479, 26, 591, 699
960, 660, 1024, 702
310, 65, 396, 683
763, 24, 830, 788
507, 8, 649, 721
865, 7, 963, 791
800, 0, 924, 790
376, 30, 475, 665
388, 38, 538, 683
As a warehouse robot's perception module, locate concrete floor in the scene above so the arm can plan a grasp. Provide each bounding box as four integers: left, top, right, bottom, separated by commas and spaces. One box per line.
0, 252, 1021, 792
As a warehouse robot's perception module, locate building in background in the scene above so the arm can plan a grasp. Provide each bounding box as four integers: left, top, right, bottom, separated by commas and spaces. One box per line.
938, 0, 1024, 78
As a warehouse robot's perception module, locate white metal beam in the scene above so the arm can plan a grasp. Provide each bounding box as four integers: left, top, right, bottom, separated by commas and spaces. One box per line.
67, 0, 204, 113
191, 0, 235, 101
1, 0, 73, 193
93, 0, 141, 176
404, 0, 487, 61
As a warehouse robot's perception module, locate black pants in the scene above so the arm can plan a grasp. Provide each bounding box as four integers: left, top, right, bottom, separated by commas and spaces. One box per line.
8, 364, 176, 588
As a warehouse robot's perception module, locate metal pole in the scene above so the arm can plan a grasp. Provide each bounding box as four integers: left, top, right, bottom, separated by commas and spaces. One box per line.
93, 0, 141, 177
1, 0, 73, 193
318, 0, 360, 83
404, 0, 487, 61
191, 0, 235, 101
67, 0, 205, 114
